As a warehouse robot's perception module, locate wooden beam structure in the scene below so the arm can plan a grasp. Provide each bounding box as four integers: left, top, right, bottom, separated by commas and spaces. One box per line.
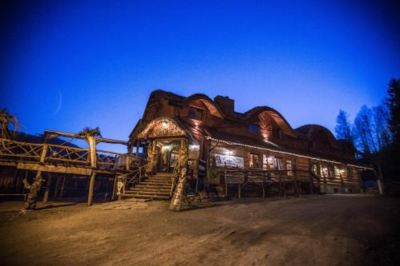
0, 129, 134, 209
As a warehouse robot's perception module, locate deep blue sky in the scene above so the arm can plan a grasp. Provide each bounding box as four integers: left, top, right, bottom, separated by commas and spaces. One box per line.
1, 0, 399, 149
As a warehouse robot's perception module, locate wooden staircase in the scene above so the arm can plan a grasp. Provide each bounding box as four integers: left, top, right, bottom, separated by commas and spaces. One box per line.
124, 172, 173, 200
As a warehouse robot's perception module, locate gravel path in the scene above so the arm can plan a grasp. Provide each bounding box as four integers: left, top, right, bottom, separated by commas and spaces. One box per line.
1, 195, 399, 266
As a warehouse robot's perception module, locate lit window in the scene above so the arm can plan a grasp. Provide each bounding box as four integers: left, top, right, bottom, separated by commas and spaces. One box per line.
286, 160, 294, 176
249, 153, 260, 168
320, 164, 329, 178
311, 164, 318, 175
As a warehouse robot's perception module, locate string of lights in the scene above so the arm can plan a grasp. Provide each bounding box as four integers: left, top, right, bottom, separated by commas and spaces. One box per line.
205, 136, 373, 170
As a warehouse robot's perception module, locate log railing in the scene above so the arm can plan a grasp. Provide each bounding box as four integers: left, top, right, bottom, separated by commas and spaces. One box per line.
0, 138, 43, 160
0, 138, 134, 171
46, 143, 89, 165
125, 163, 148, 187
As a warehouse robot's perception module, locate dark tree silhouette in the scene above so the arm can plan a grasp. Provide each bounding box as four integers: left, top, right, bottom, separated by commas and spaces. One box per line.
353, 105, 377, 155
335, 110, 353, 144
387, 79, 400, 148
386, 79, 400, 179
372, 104, 391, 150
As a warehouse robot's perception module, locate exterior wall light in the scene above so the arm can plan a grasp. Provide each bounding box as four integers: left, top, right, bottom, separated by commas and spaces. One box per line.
189, 144, 200, 150
161, 120, 169, 128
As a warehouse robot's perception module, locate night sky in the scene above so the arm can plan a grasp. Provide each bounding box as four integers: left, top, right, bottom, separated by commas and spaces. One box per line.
1, 0, 399, 150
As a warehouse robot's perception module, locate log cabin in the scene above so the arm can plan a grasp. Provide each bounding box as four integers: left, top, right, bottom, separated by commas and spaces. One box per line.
129, 90, 372, 199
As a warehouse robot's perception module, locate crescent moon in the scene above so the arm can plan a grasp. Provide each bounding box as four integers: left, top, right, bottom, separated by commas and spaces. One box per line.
52, 91, 63, 116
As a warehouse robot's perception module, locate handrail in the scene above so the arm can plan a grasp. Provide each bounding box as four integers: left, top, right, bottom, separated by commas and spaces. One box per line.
219, 168, 320, 184
0, 137, 133, 172
125, 163, 148, 187
219, 168, 322, 198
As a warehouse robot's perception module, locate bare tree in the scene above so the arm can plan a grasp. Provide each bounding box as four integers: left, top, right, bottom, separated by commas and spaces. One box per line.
0, 109, 19, 139
353, 105, 377, 155
372, 104, 391, 150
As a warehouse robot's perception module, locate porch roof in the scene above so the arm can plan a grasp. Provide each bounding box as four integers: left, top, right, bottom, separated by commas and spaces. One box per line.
204, 129, 371, 169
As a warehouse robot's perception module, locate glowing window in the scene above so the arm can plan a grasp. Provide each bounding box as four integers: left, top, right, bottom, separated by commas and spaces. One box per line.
249, 153, 260, 168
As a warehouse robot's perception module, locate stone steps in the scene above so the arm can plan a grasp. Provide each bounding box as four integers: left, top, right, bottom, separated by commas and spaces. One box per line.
129, 187, 170, 193
126, 190, 170, 196
123, 172, 174, 201
123, 193, 170, 200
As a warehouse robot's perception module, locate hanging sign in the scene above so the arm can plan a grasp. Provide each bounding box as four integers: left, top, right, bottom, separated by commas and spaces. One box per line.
214, 154, 244, 168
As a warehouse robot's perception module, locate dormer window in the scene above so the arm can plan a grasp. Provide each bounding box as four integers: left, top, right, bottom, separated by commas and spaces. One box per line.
188, 107, 204, 120
248, 124, 259, 134
272, 128, 282, 139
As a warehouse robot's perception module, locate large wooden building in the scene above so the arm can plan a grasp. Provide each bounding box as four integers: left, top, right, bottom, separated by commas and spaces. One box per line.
129, 90, 371, 199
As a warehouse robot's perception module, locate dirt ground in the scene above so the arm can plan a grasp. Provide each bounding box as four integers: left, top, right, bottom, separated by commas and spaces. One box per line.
1, 195, 400, 266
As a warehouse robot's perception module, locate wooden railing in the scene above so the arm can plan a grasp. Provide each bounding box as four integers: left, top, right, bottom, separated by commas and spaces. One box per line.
218, 168, 320, 198
0, 138, 134, 172
125, 163, 148, 187
46, 143, 89, 165
0, 138, 43, 160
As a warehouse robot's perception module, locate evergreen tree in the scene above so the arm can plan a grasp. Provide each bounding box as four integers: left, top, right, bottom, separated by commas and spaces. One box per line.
386, 79, 400, 179
335, 110, 353, 143
387, 79, 400, 148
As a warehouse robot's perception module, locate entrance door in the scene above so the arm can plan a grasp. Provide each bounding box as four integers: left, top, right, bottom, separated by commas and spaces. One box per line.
155, 139, 180, 172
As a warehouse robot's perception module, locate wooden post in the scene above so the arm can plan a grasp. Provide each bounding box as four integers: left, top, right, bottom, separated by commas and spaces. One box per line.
126, 144, 133, 171
262, 182, 265, 198
111, 175, 118, 200
238, 183, 241, 199
88, 172, 96, 206
24, 141, 48, 209
53, 175, 61, 198
375, 166, 384, 195
136, 140, 140, 160
43, 174, 52, 203
309, 175, 314, 194
294, 176, 299, 197
59, 176, 66, 198
87, 135, 97, 168
340, 174, 345, 193
224, 168, 228, 197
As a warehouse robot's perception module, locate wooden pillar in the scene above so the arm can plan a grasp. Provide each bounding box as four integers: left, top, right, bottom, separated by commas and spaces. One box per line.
262, 182, 265, 198
136, 140, 140, 160
43, 174, 52, 203
53, 176, 61, 198
111, 175, 118, 200
224, 168, 228, 197
294, 176, 299, 197
238, 183, 241, 199
309, 175, 314, 194
88, 172, 96, 206
340, 174, 345, 193
59, 176, 66, 198
24, 141, 48, 210
87, 135, 97, 168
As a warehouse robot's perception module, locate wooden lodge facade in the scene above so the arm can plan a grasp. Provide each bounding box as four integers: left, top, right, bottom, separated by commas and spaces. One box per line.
129, 90, 371, 200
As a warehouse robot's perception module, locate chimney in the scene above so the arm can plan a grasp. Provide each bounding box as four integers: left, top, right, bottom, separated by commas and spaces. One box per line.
214, 95, 235, 115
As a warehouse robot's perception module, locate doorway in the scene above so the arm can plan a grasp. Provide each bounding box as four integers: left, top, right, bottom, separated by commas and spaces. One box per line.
155, 139, 180, 172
